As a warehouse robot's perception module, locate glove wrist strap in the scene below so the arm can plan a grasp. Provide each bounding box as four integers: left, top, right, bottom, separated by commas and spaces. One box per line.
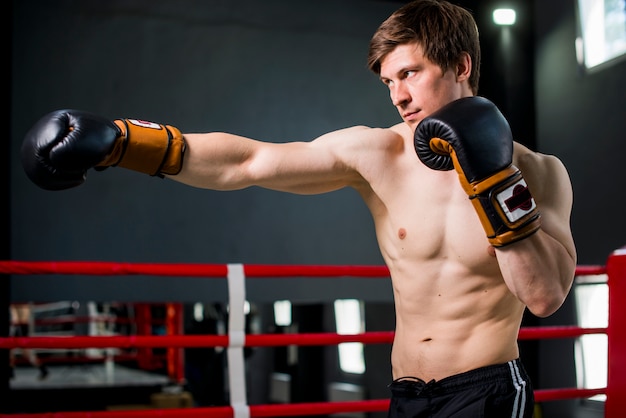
470, 166, 541, 247
99, 119, 186, 176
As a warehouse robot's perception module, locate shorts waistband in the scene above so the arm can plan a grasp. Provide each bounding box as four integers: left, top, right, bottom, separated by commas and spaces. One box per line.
389, 359, 527, 396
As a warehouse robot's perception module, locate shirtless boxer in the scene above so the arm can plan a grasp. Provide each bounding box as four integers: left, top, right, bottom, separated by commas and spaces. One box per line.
20, 1, 576, 416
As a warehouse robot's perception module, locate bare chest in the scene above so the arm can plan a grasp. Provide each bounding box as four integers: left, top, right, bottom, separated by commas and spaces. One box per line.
362, 159, 495, 271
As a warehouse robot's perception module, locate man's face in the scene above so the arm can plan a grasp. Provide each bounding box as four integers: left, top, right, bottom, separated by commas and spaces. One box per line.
379, 42, 470, 131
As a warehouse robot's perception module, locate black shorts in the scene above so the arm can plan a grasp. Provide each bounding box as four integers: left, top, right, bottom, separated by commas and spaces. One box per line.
387, 359, 534, 418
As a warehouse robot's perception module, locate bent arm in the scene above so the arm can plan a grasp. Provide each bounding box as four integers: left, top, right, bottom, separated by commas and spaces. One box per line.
497, 152, 577, 317
167, 128, 367, 194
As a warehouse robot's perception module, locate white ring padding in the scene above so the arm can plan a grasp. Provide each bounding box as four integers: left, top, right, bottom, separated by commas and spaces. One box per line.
229, 329, 246, 347
227, 263, 249, 418
231, 402, 251, 418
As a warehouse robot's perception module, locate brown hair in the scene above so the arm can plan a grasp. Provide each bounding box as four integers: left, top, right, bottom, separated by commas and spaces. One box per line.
367, 0, 481, 95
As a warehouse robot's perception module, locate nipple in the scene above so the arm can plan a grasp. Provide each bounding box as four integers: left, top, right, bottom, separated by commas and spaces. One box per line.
398, 228, 407, 240
487, 245, 496, 257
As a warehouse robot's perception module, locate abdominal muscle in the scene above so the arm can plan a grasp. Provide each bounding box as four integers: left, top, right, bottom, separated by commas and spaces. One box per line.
359, 141, 528, 382
388, 257, 526, 381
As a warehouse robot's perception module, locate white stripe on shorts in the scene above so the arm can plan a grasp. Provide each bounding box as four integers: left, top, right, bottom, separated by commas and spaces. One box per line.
508, 360, 527, 418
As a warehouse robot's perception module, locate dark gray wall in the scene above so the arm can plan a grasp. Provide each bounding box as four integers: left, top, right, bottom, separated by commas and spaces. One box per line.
10, 0, 402, 303
534, 1, 625, 417
535, 0, 626, 266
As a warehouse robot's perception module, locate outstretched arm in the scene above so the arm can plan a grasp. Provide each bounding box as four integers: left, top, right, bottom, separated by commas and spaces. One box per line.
169, 131, 363, 194
20, 109, 368, 194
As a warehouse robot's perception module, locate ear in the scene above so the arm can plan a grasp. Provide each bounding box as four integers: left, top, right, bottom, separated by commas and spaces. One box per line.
456, 52, 472, 83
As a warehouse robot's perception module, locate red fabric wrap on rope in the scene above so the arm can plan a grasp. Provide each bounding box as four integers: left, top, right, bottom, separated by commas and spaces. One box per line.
0, 327, 608, 350
0, 332, 395, 349
0, 260, 390, 277
0, 260, 602, 277
0, 400, 391, 418
0, 393, 610, 418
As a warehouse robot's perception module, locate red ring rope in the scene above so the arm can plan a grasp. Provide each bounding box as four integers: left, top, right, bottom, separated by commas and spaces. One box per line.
0, 400, 390, 418
0, 260, 606, 278
0, 261, 391, 277
0, 326, 608, 350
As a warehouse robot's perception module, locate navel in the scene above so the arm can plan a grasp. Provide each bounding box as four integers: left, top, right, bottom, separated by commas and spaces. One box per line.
398, 228, 407, 240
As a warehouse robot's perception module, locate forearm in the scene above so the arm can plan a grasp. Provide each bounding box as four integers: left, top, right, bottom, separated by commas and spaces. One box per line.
167, 132, 256, 191
496, 230, 576, 317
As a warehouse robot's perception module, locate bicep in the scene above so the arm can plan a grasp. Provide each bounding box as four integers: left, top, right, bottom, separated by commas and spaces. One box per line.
525, 155, 576, 260
250, 140, 359, 194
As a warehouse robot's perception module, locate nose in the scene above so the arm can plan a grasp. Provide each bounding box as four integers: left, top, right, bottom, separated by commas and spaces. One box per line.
390, 82, 411, 107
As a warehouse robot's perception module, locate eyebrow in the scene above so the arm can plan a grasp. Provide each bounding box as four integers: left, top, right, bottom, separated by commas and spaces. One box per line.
380, 65, 415, 81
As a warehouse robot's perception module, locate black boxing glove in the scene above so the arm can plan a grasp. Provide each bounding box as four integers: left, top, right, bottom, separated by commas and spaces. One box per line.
21, 109, 186, 191
414, 96, 540, 247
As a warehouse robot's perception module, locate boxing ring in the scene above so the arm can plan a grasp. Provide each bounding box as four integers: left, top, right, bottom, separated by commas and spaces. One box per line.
1, 247, 625, 417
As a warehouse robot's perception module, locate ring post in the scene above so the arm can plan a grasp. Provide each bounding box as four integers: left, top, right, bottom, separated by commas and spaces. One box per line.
166, 302, 185, 384
606, 247, 626, 417
135, 303, 156, 371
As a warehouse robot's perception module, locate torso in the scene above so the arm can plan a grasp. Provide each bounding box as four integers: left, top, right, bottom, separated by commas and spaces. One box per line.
351, 123, 526, 381
182, 115, 554, 382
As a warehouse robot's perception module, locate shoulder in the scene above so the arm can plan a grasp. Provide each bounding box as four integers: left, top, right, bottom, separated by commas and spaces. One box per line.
315, 123, 407, 146
513, 142, 573, 210
310, 123, 409, 188
513, 142, 570, 182
312, 123, 408, 162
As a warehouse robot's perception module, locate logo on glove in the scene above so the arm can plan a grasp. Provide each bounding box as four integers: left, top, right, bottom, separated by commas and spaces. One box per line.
128, 119, 163, 130
505, 184, 533, 212
496, 179, 536, 223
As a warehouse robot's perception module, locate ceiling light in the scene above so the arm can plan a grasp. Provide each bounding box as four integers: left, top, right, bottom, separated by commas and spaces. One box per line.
493, 8, 516, 26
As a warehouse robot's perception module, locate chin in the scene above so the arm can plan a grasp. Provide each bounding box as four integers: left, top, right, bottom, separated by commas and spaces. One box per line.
405, 120, 421, 131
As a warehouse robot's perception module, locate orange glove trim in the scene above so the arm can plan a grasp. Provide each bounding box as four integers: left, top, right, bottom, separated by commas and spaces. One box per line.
99, 119, 185, 176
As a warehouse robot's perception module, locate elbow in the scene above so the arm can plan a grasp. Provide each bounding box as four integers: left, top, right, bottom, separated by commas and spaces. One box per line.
526, 289, 569, 318
527, 300, 561, 318
524, 262, 576, 318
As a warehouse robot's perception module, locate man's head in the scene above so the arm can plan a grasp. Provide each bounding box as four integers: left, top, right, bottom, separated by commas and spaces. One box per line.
368, 0, 481, 95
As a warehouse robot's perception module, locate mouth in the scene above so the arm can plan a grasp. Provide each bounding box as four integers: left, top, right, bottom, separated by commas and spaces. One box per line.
402, 110, 421, 122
